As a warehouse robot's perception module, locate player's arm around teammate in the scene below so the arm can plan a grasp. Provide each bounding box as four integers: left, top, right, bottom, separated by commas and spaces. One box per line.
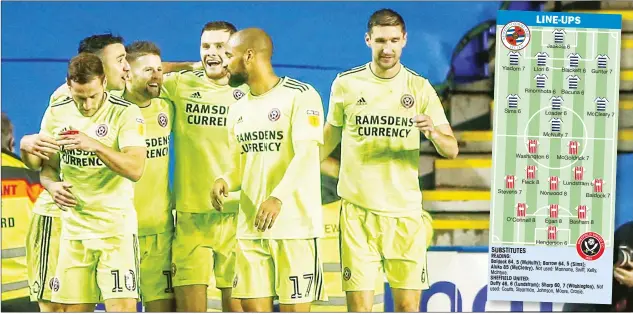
162, 61, 203, 73
19, 134, 59, 170
122, 41, 176, 312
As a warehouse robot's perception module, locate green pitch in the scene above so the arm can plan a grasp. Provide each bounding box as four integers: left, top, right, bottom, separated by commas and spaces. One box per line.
490, 26, 620, 247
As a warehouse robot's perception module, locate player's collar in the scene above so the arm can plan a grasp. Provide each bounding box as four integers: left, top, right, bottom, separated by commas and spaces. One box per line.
249, 76, 284, 98
368, 62, 403, 81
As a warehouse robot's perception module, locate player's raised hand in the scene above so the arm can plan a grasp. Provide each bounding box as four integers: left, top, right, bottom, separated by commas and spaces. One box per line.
48, 181, 77, 209
20, 134, 60, 160
211, 178, 229, 211
255, 197, 281, 232
56, 131, 100, 152
413, 114, 435, 138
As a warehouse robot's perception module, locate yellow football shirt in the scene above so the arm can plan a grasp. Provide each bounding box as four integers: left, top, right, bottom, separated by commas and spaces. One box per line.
161, 70, 249, 214
40, 93, 146, 239
225, 77, 324, 239
32, 85, 124, 218
132, 97, 174, 236
326, 63, 449, 217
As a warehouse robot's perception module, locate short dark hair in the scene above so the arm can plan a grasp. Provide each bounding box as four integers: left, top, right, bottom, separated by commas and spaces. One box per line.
367, 9, 406, 33
1, 112, 14, 151
67, 53, 105, 84
200, 21, 237, 35
78, 33, 125, 54
126, 41, 162, 63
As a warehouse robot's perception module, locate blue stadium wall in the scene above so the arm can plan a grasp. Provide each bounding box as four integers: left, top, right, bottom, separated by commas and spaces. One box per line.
2, 1, 631, 226
1, 1, 502, 136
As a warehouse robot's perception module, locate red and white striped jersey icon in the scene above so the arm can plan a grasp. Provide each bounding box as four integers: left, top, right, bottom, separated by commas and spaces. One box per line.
505, 175, 516, 189
593, 178, 604, 193
526, 165, 537, 179
573, 166, 585, 181
568, 140, 580, 155
548, 176, 559, 190
549, 204, 559, 218
547, 225, 557, 240
577, 205, 587, 220
528, 139, 539, 154
516, 203, 527, 217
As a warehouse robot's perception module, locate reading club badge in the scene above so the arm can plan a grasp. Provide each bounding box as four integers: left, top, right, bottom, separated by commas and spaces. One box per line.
501, 21, 531, 51
576, 232, 605, 261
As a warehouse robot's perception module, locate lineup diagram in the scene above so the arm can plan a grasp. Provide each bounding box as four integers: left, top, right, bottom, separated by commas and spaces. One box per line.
488, 11, 622, 305
490, 15, 621, 250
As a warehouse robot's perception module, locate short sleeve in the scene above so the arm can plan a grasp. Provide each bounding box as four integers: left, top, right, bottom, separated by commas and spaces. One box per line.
291, 88, 325, 145
117, 105, 147, 149
326, 77, 345, 127
160, 71, 181, 101
419, 79, 449, 126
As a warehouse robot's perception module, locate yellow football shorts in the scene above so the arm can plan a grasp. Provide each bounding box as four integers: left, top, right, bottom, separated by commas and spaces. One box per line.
50, 233, 140, 304
339, 200, 432, 291
138, 231, 174, 303
232, 238, 326, 305
171, 212, 236, 288
26, 214, 62, 302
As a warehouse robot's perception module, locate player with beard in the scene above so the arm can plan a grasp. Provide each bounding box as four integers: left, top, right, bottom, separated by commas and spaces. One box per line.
121, 41, 175, 312
49, 34, 131, 102
20, 33, 199, 312
212, 28, 325, 312
22, 34, 131, 182
320, 9, 458, 312
160, 21, 248, 312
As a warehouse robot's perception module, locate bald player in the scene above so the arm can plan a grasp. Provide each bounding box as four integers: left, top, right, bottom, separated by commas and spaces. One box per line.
320, 9, 458, 312
212, 28, 325, 312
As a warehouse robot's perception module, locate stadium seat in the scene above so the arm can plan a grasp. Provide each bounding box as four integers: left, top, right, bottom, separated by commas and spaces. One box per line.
434, 157, 492, 189
568, 10, 633, 32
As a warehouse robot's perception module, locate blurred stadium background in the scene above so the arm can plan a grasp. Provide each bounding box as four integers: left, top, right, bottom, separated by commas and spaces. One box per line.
2, 0, 632, 312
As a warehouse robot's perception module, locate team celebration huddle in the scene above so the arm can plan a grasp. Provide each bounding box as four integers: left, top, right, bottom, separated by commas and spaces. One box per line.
18, 8, 458, 313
